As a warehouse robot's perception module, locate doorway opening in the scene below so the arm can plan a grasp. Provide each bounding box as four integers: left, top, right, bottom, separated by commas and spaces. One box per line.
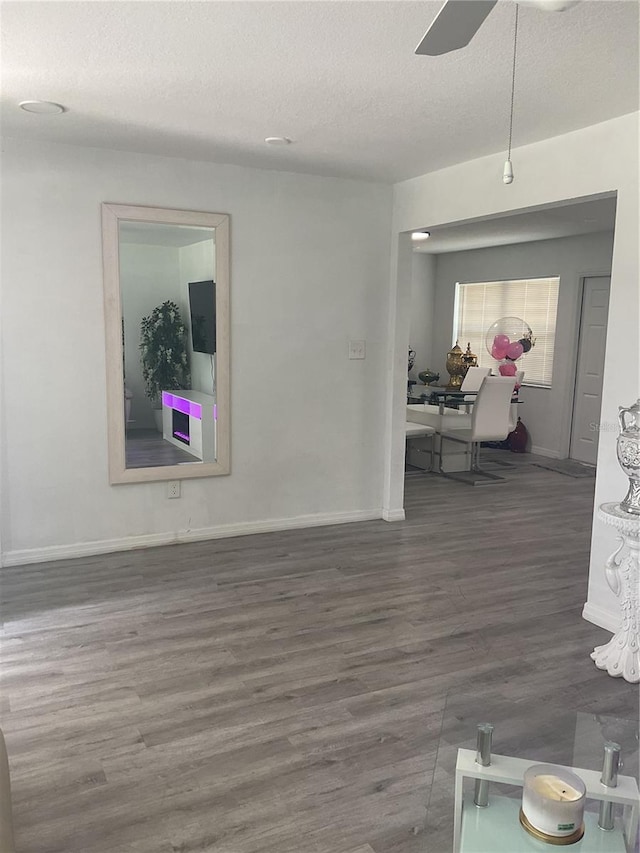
399, 193, 618, 507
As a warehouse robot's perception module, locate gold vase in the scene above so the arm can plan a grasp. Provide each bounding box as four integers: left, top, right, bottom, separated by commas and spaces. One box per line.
462, 342, 478, 372
446, 341, 465, 389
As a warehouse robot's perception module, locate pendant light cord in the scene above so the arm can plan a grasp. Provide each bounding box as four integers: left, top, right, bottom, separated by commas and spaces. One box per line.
507, 3, 519, 160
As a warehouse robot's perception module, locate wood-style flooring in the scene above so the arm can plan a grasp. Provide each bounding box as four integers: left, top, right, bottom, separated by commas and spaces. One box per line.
125, 429, 200, 469
1, 454, 637, 853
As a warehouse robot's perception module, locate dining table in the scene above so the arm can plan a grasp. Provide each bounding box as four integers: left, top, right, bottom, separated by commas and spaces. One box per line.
412, 386, 521, 415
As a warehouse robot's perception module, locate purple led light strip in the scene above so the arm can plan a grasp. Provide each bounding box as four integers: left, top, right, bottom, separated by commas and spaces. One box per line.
161, 391, 202, 420
173, 431, 190, 443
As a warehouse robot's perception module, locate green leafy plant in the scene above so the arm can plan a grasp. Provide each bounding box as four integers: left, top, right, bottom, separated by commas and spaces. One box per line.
139, 300, 191, 404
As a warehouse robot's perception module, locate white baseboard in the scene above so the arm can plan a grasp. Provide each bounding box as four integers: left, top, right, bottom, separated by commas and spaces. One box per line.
531, 446, 563, 459
582, 601, 620, 633
382, 508, 406, 522
1, 508, 383, 567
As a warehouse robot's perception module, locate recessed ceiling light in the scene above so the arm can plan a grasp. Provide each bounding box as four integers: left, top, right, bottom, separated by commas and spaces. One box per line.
265, 136, 292, 146
19, 100, 66, 115
411, 231, 431, 242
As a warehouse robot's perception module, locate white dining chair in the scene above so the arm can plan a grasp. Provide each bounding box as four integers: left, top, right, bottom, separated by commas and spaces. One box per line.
432, 366, 492, 416
437, 375, 517, 484
461, 366, 491, 397
460, 365, 491, 410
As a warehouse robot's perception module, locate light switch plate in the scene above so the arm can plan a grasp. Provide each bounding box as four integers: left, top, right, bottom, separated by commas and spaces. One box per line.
349, 340, 366, 359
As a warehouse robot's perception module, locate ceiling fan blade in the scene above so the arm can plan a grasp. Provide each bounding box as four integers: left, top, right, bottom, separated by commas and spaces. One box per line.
415, 0, 498, 55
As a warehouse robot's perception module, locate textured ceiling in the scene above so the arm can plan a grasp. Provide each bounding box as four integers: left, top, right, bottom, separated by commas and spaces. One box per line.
1, 1, 638, 182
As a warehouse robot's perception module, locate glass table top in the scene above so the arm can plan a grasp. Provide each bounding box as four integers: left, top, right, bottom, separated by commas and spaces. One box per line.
424, 694, 639, 852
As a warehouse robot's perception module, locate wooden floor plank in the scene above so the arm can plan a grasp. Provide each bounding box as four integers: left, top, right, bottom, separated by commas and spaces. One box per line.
1, 454, 637, 852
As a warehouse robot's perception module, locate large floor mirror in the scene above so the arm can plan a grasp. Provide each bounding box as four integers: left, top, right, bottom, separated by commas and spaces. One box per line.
102, 204, 230, 484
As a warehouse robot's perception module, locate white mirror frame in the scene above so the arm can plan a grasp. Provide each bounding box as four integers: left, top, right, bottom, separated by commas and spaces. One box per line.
101, 203, 230, 484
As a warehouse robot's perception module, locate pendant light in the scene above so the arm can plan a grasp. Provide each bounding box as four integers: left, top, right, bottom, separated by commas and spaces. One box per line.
503, 3, 519, 184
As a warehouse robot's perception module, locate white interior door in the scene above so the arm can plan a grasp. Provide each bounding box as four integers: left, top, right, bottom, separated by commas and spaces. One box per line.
570, 276, 610, 465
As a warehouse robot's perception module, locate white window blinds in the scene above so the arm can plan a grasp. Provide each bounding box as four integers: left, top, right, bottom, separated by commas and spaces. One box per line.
455, 277, 560, 387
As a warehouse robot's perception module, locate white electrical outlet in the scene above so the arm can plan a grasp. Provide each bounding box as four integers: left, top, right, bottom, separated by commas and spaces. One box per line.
167, 481, 181, 499
349, 340, 366, 359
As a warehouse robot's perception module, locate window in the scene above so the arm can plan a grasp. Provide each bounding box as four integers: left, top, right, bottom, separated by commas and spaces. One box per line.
454, 277, 560, 387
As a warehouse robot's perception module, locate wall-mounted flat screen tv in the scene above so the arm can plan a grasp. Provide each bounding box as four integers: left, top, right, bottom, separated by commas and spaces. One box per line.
188, 280, 216, 355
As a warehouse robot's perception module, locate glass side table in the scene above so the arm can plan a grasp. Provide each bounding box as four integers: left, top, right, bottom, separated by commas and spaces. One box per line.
425, 694, 639, 853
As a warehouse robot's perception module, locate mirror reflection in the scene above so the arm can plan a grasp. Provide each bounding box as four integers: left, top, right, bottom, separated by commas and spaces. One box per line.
102, 204, 229, 485
119, 221, 217, 469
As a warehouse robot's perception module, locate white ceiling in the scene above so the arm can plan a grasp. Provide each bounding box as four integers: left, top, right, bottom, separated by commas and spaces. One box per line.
1, 1, 638, 183
413, 194, 618, 253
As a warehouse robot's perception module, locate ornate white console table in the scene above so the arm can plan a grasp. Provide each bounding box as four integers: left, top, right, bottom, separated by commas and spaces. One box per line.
591, 502, 640, 683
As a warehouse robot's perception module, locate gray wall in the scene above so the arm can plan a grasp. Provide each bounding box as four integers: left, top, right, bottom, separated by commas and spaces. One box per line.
408, 252, 436, 382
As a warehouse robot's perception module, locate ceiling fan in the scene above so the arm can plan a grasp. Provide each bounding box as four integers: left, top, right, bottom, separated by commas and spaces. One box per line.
415, 0, 579, 56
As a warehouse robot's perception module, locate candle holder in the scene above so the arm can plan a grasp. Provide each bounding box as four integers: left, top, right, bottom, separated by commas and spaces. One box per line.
520, 764, 586, 845
452, 746, 638, 853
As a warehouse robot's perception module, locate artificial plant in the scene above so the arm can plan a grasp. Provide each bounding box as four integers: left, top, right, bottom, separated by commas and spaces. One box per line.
139, 300, 191, 404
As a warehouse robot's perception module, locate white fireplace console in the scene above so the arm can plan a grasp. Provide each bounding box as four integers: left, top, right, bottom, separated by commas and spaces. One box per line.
161, 390, 216, 463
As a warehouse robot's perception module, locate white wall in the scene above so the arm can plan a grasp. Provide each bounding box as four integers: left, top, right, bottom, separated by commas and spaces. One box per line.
0, 137, 392, 563
408, 252, 436, 383
425, 231, 614, 458
179, 239, 216, 396
120, 243, 184, 429
385, 112, 639, 630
